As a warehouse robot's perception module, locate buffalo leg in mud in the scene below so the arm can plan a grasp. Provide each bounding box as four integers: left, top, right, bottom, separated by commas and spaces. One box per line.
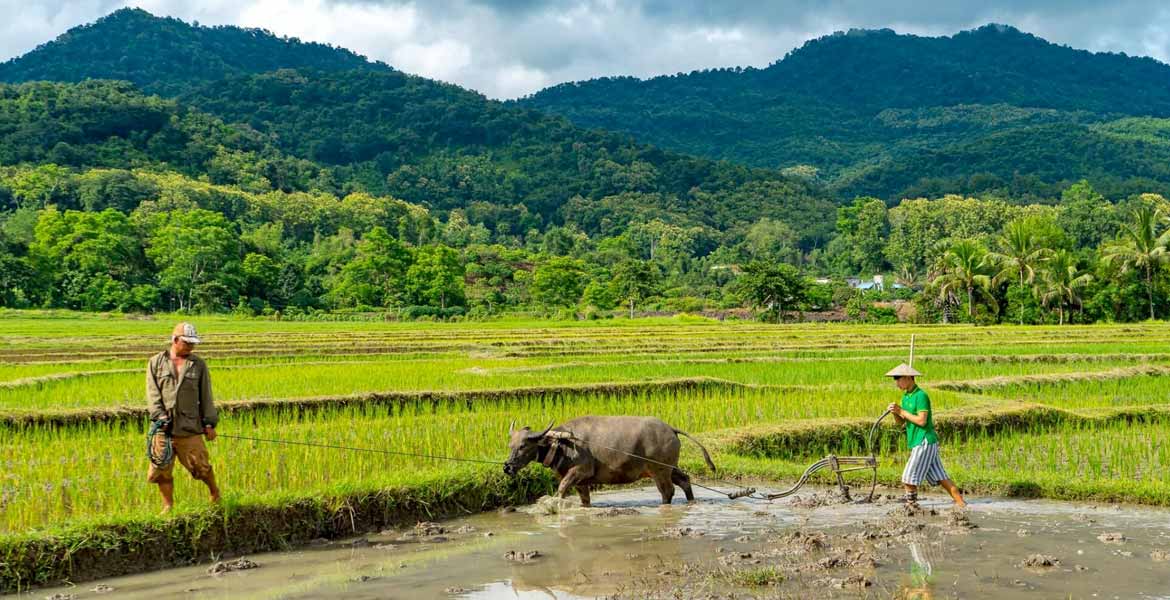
557, 465, 595, 506
576, 484, 592, 507
653, 467, 676, 504
671, 469, 695, 502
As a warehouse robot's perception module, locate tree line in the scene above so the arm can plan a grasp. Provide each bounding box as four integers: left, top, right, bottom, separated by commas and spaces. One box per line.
2, 161, 1168, 324
828, 182, 1170, 324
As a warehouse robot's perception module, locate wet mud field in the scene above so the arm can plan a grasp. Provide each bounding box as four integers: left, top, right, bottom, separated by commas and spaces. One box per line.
34, 486, 1170, 599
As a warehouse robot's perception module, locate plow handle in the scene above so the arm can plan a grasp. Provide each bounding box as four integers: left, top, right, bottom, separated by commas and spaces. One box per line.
867, 407, 893, 456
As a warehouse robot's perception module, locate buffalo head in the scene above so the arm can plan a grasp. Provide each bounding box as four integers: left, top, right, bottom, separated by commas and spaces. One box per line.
502, 420, 555, 476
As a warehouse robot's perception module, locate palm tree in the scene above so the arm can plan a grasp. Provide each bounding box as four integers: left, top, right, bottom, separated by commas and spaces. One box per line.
923, 256, 957, 323
894, 264, 921, 291
1038, 250, 1092, 325
988, 219, 1052, 325
1102, 205, 1170, 320
930, 239, 997, 320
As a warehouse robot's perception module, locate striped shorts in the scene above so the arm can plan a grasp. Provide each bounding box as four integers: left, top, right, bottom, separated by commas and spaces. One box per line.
901, 442, 949, 486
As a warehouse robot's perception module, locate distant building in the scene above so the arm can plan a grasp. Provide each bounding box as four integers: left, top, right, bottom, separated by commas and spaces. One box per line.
847, 274, 904, 291
710, 264, 743, 275
816, 275, 906, 290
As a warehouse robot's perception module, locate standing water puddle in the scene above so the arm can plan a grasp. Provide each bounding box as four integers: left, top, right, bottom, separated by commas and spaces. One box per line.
35, 486, 1170, 599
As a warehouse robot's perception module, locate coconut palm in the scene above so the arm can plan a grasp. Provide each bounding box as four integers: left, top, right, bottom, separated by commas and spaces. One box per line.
894, 264, 921, 291
930, 239, 997, 320
923, 255, 958, 323
1102, 205, 1170, 321
988, 219, 1052, 324
1038, 250, 1092, 325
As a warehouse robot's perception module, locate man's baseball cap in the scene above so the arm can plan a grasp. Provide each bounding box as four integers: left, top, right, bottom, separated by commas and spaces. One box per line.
172, 322, 202, 344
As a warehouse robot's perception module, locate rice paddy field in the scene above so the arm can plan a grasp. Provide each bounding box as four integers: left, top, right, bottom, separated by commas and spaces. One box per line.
4, 310, 1170, 590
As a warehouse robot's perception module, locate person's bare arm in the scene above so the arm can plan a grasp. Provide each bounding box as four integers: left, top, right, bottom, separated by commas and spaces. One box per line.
895, 406, 929, 427
887, 403, 906, 425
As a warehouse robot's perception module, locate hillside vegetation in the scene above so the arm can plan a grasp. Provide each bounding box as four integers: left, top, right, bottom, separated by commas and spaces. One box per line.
1, 12, 1170, 324
520, 25, 1170, 201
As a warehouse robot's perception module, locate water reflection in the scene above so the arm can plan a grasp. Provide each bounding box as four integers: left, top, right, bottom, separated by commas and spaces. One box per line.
902, 538, 936, 599
36, 489, 1170, 599
464, 580, 589, 599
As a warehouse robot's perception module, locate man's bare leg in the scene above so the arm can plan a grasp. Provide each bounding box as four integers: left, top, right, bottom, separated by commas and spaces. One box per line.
204, 473, 221, 504
158, 482, 175, 513
939, 479, 966, 507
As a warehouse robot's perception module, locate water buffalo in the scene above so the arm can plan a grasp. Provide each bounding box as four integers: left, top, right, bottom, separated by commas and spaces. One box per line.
503, 415, 717, 506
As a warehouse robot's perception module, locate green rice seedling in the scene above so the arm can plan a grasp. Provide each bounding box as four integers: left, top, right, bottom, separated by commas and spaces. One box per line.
6, 313, 1170, 541
722, 415, 1170, 506
981, 374, 1170, 409
1, 384, 971, 532
914, 420, 1170, 503
0, 346, 1154, 412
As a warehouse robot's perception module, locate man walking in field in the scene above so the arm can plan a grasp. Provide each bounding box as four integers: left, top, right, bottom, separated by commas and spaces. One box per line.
886, 363, 965, 508
147, 322, 221, 513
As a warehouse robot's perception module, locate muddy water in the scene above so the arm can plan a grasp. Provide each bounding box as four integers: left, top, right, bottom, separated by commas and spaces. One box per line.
36, 486, 1170, 599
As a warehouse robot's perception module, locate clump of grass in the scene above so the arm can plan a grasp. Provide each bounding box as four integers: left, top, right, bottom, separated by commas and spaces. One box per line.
721, 565, 785, 587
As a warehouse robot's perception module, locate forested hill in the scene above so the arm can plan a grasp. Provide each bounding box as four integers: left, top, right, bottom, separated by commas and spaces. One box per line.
519, 25, 1170, 202
0, 8, 378, 95
0, 9, 835, 244
3, 10, 1169, 325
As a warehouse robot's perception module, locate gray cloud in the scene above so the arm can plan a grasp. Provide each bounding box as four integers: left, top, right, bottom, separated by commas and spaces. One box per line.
1, 0, 1169, 98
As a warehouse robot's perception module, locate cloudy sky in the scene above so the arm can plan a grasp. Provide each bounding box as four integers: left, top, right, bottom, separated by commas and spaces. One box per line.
2, 1, 1169, 98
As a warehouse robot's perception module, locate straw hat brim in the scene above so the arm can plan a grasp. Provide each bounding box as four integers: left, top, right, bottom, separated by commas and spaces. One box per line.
885, 363, 921, 377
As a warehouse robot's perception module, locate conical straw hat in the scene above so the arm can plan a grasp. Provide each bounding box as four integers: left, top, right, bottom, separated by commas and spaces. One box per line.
885, 363, 921, 377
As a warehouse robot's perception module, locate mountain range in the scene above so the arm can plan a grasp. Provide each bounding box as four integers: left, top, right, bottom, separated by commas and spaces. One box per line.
4, 8, 1170, 219
519, 24, 1170, 201
0, 8, 835, 246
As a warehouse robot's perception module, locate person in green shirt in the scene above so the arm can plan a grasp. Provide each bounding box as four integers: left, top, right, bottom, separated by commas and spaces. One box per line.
885, 363, 965, 507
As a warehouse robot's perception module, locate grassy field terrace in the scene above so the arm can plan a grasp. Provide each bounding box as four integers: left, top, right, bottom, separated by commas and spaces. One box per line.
3, 311, 1170, 589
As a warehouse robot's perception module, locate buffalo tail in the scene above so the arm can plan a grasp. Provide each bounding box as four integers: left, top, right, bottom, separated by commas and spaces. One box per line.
674, 429, 717, 475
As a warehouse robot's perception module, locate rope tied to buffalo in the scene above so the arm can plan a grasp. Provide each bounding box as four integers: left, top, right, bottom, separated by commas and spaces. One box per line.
216, 433, 506, 465
202, 408, 891, 503
218, 430, 753, 499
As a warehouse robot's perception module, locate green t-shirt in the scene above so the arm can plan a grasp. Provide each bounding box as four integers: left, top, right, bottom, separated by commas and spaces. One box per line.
901, 386, 939, 449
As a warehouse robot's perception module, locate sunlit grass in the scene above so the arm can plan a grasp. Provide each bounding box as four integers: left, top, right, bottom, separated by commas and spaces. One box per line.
2, 384, 971, 531
978, 375, 1170, 409
5, 313, 1170, 537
